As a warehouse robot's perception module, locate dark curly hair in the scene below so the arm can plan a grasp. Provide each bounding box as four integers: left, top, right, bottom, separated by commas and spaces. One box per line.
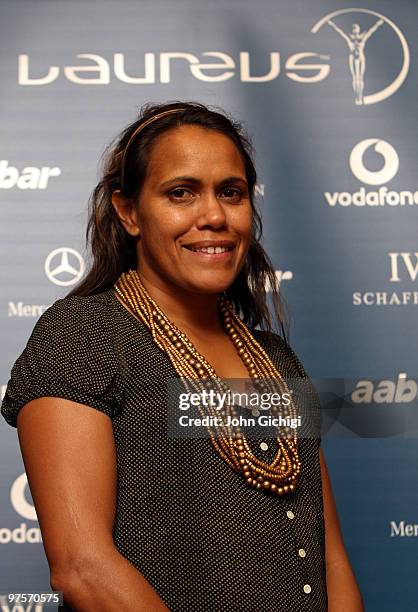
66, 100, 291, 343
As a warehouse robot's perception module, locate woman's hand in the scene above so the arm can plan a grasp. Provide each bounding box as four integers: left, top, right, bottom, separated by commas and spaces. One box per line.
320, 448, 364, 612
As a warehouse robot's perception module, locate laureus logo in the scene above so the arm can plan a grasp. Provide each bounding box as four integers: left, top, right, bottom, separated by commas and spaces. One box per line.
312, 8, 410, 105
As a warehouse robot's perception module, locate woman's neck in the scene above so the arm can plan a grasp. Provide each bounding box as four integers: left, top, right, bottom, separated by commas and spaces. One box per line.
137, 270, 226, 337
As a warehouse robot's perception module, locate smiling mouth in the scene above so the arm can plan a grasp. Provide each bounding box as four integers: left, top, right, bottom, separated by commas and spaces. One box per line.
183, 245, 235, 254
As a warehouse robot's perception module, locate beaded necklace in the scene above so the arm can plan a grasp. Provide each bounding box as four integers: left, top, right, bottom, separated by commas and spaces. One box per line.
113, 269, 301, 496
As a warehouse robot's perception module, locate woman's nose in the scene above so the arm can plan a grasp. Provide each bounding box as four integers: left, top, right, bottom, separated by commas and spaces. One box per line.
195, 192, 227, 228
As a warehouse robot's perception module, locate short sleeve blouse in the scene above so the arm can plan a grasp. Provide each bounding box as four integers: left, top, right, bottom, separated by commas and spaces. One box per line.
1, 289, 327, 612
1, 295, 124, 426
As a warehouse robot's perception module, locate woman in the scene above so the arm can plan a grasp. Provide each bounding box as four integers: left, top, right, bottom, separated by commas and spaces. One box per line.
1, 101, 363, 611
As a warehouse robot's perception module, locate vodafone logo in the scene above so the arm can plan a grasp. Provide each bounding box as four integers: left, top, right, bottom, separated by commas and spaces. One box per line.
324, 139, 418, 208
10, 473, 36, 520
349, 139, 399, 186
0, 473, 42, 545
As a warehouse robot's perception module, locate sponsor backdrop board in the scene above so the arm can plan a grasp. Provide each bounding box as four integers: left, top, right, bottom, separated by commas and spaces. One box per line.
0, 0, 417, 610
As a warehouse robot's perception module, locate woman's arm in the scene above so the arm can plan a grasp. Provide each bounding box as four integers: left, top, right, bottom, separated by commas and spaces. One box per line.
17, 397, 169, 612
320, 448, 364, 612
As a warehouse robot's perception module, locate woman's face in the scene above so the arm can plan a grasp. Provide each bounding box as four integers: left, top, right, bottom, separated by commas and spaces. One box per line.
125, 125, 253, 297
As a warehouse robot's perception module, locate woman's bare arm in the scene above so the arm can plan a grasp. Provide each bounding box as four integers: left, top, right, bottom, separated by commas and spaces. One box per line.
320, 448, 364, 612
17, 397, 169, 612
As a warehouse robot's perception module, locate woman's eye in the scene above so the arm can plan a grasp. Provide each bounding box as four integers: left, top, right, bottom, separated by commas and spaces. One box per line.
221, 188, 242, 202
168, 187, 243, 202
169, 188, 193, 200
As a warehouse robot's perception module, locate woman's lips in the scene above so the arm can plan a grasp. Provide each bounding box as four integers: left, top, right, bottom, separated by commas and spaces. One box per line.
182, 245, 235, 260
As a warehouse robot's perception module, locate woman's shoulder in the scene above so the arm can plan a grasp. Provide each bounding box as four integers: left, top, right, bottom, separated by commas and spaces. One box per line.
37, 289, 116, 329
250, 327, 286, 349
25, 289, 130, 353
1, 289, 123, 428
249, 327, 308, 379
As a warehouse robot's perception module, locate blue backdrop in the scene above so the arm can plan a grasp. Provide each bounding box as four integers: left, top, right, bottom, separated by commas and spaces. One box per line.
1, 1, 417, 610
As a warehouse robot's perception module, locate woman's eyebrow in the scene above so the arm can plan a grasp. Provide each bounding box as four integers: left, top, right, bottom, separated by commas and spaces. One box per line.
218, 176, 248, 187
160, 176, 200, 188
160, 175, 248, 188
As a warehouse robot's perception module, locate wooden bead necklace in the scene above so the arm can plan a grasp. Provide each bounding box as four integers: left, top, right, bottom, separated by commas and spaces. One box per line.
113, 269, 301, 496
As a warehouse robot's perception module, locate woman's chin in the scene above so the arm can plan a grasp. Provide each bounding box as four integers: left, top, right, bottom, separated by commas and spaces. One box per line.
185, 281, 232, 296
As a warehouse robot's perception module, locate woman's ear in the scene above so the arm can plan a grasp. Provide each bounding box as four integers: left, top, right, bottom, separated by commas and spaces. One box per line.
111, 190, 140, 237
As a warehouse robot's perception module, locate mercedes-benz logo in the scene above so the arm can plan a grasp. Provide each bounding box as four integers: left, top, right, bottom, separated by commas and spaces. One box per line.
44, 247, 85, 286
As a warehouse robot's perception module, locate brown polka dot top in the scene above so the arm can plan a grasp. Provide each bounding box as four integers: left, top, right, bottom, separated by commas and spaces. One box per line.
1, 289, 327, 611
